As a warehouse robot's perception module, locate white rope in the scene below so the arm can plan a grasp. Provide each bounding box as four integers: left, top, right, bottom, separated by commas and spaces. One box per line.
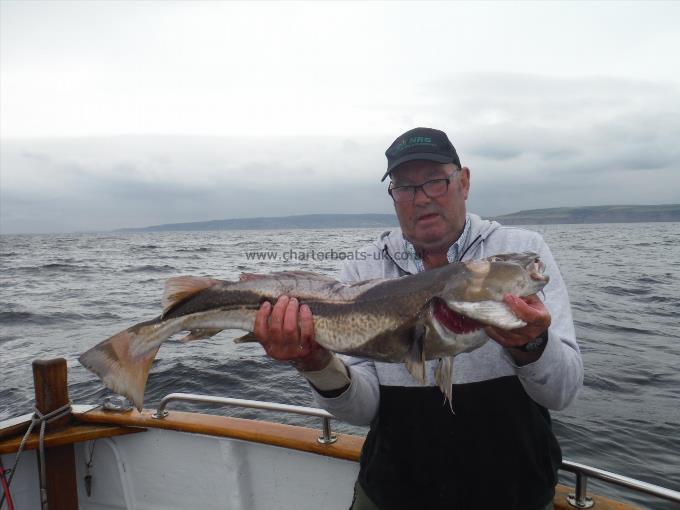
0, 402, 72, 510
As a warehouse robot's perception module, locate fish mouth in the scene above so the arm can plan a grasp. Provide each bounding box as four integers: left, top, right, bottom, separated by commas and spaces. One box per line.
432, 298, 483, 334
487, 252, 548, 283
529, 257, 548, 282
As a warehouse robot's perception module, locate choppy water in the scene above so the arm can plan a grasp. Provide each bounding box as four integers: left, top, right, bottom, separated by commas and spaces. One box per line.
1, 223, 679, 509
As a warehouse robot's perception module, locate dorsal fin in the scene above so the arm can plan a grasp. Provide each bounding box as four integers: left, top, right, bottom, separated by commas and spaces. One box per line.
240, 273, 269, 281
276, 270, 336, 281
162, 276, 221, 314
239, 270, 336, 282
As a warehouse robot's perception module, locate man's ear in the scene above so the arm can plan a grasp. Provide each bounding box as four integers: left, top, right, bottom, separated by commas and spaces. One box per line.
460, 166, 471, 199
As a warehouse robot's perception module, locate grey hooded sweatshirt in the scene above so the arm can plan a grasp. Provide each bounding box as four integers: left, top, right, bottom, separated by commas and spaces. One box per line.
309, 213, 583, 510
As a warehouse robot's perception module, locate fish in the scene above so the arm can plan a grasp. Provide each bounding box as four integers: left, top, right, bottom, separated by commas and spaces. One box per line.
79, 252, 549, 411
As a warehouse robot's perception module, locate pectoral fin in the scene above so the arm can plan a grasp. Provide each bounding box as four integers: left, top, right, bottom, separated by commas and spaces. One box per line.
233, 332, 259, 343
180, 328, 223, 342
404, 324, 427, 385
435, 357, 455, 411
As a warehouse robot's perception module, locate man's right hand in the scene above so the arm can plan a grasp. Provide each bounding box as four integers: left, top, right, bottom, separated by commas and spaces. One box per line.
253, 295, 332, 372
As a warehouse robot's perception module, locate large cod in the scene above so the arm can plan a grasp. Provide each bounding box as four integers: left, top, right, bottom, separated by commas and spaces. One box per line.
79, 252, 549, 410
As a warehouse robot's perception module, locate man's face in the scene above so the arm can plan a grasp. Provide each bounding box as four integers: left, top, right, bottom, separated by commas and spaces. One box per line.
390, 160, 470, 253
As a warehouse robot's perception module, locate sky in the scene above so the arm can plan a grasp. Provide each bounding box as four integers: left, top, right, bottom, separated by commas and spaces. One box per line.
1, 1, 679, 233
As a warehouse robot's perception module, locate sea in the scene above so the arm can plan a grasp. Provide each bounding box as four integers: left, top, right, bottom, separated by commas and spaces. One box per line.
1, 223, 679, 509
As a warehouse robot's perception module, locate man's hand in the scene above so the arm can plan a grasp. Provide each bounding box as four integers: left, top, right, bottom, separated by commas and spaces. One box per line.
253, 295, 332, 371
485, 294, 551, 364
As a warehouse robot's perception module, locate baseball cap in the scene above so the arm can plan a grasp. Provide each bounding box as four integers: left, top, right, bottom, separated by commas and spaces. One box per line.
382, 127, 461, 181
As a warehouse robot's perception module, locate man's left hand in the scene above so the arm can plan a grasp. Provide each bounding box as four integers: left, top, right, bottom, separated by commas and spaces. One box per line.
485, 294, 551, 361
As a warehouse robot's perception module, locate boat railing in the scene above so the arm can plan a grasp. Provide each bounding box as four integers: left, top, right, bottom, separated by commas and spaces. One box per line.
152, 392, 338, 444
560, 459, 680, 508
151, 392, 680, 508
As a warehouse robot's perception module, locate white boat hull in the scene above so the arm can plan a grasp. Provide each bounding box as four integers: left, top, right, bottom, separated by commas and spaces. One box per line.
2, 426, 359, 510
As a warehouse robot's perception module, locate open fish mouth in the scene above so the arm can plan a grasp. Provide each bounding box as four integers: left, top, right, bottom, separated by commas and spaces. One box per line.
529, 257, 548, 282
487, 253, 547, 282
432, 298, 483, 334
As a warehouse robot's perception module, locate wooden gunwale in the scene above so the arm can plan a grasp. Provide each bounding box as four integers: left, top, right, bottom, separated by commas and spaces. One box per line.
74, 407, 365, 462
0, 423, 146, 455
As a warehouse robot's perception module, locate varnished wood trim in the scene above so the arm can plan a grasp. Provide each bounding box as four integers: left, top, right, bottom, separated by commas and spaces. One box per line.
75, 408, 365, 461
0, 415, 33, 441
0, 424, 146, 454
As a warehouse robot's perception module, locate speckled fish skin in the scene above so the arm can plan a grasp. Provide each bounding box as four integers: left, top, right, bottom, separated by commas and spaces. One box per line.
79, 252, 548, 410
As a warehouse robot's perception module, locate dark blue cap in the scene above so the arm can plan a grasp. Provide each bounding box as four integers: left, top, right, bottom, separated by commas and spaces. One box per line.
382, 127, 460, 181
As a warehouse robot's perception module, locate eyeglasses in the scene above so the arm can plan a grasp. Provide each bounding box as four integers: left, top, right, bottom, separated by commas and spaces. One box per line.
388, 172, 457, 203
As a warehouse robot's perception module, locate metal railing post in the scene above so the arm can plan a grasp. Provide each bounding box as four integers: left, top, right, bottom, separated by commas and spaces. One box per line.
318, 416, 337, 444
567, 471, 594, 508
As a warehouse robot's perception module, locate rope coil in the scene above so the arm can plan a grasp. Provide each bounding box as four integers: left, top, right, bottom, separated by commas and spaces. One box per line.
0, 402, 72, 510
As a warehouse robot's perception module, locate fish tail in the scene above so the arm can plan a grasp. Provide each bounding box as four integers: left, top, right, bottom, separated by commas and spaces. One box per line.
79, 321, 172, 411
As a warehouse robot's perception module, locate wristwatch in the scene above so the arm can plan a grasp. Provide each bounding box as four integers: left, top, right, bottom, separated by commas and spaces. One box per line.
516, 330, 549, 352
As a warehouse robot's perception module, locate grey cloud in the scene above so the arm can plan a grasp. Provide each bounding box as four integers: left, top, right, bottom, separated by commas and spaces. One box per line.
541, 149, 579, 161
410, 75, 680, 191
78, 169, 214, 201
21, 151, 51, 162
0, 139, 392, 233
2, 78, 679, 235
467, 145, 523, 161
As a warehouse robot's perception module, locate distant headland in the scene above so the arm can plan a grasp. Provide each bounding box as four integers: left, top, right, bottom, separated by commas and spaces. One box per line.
117, 204, 679, 232
116, 214, 400, 232
490, 204, 680, 225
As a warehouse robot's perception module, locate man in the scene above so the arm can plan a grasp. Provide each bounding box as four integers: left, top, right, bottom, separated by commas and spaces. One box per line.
253, 127, 583, 510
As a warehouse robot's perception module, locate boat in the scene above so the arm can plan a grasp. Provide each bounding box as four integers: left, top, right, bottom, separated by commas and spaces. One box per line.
1, 359, 678, 510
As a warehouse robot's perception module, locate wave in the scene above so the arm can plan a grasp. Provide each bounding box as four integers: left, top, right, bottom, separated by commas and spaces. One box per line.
635, 295, 677, 304
176, 247, 212, 253
130, 244, 161, 252
0, 309, 86, 325
584, 373, 625, 393
600, 285, 651, 296
122, 264, 178, 273
635, 276, 663, 284
86, 311, 122, 321
12, 263, 94, 274
0, 333, 19, 345
571, 301, 603, 313
42, 262, 81, 270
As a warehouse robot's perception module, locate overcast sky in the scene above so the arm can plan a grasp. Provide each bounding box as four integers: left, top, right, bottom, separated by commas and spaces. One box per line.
1, 1, 679, 233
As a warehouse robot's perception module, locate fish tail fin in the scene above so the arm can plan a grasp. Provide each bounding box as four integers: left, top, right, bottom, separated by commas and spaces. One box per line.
405, 330, 427, 385
162, 276, 221, 315
79, 322, 168, 411
435, 357, 455, 412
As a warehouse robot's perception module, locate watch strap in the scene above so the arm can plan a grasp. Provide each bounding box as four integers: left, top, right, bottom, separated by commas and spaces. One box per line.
517, 330, 549, 352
